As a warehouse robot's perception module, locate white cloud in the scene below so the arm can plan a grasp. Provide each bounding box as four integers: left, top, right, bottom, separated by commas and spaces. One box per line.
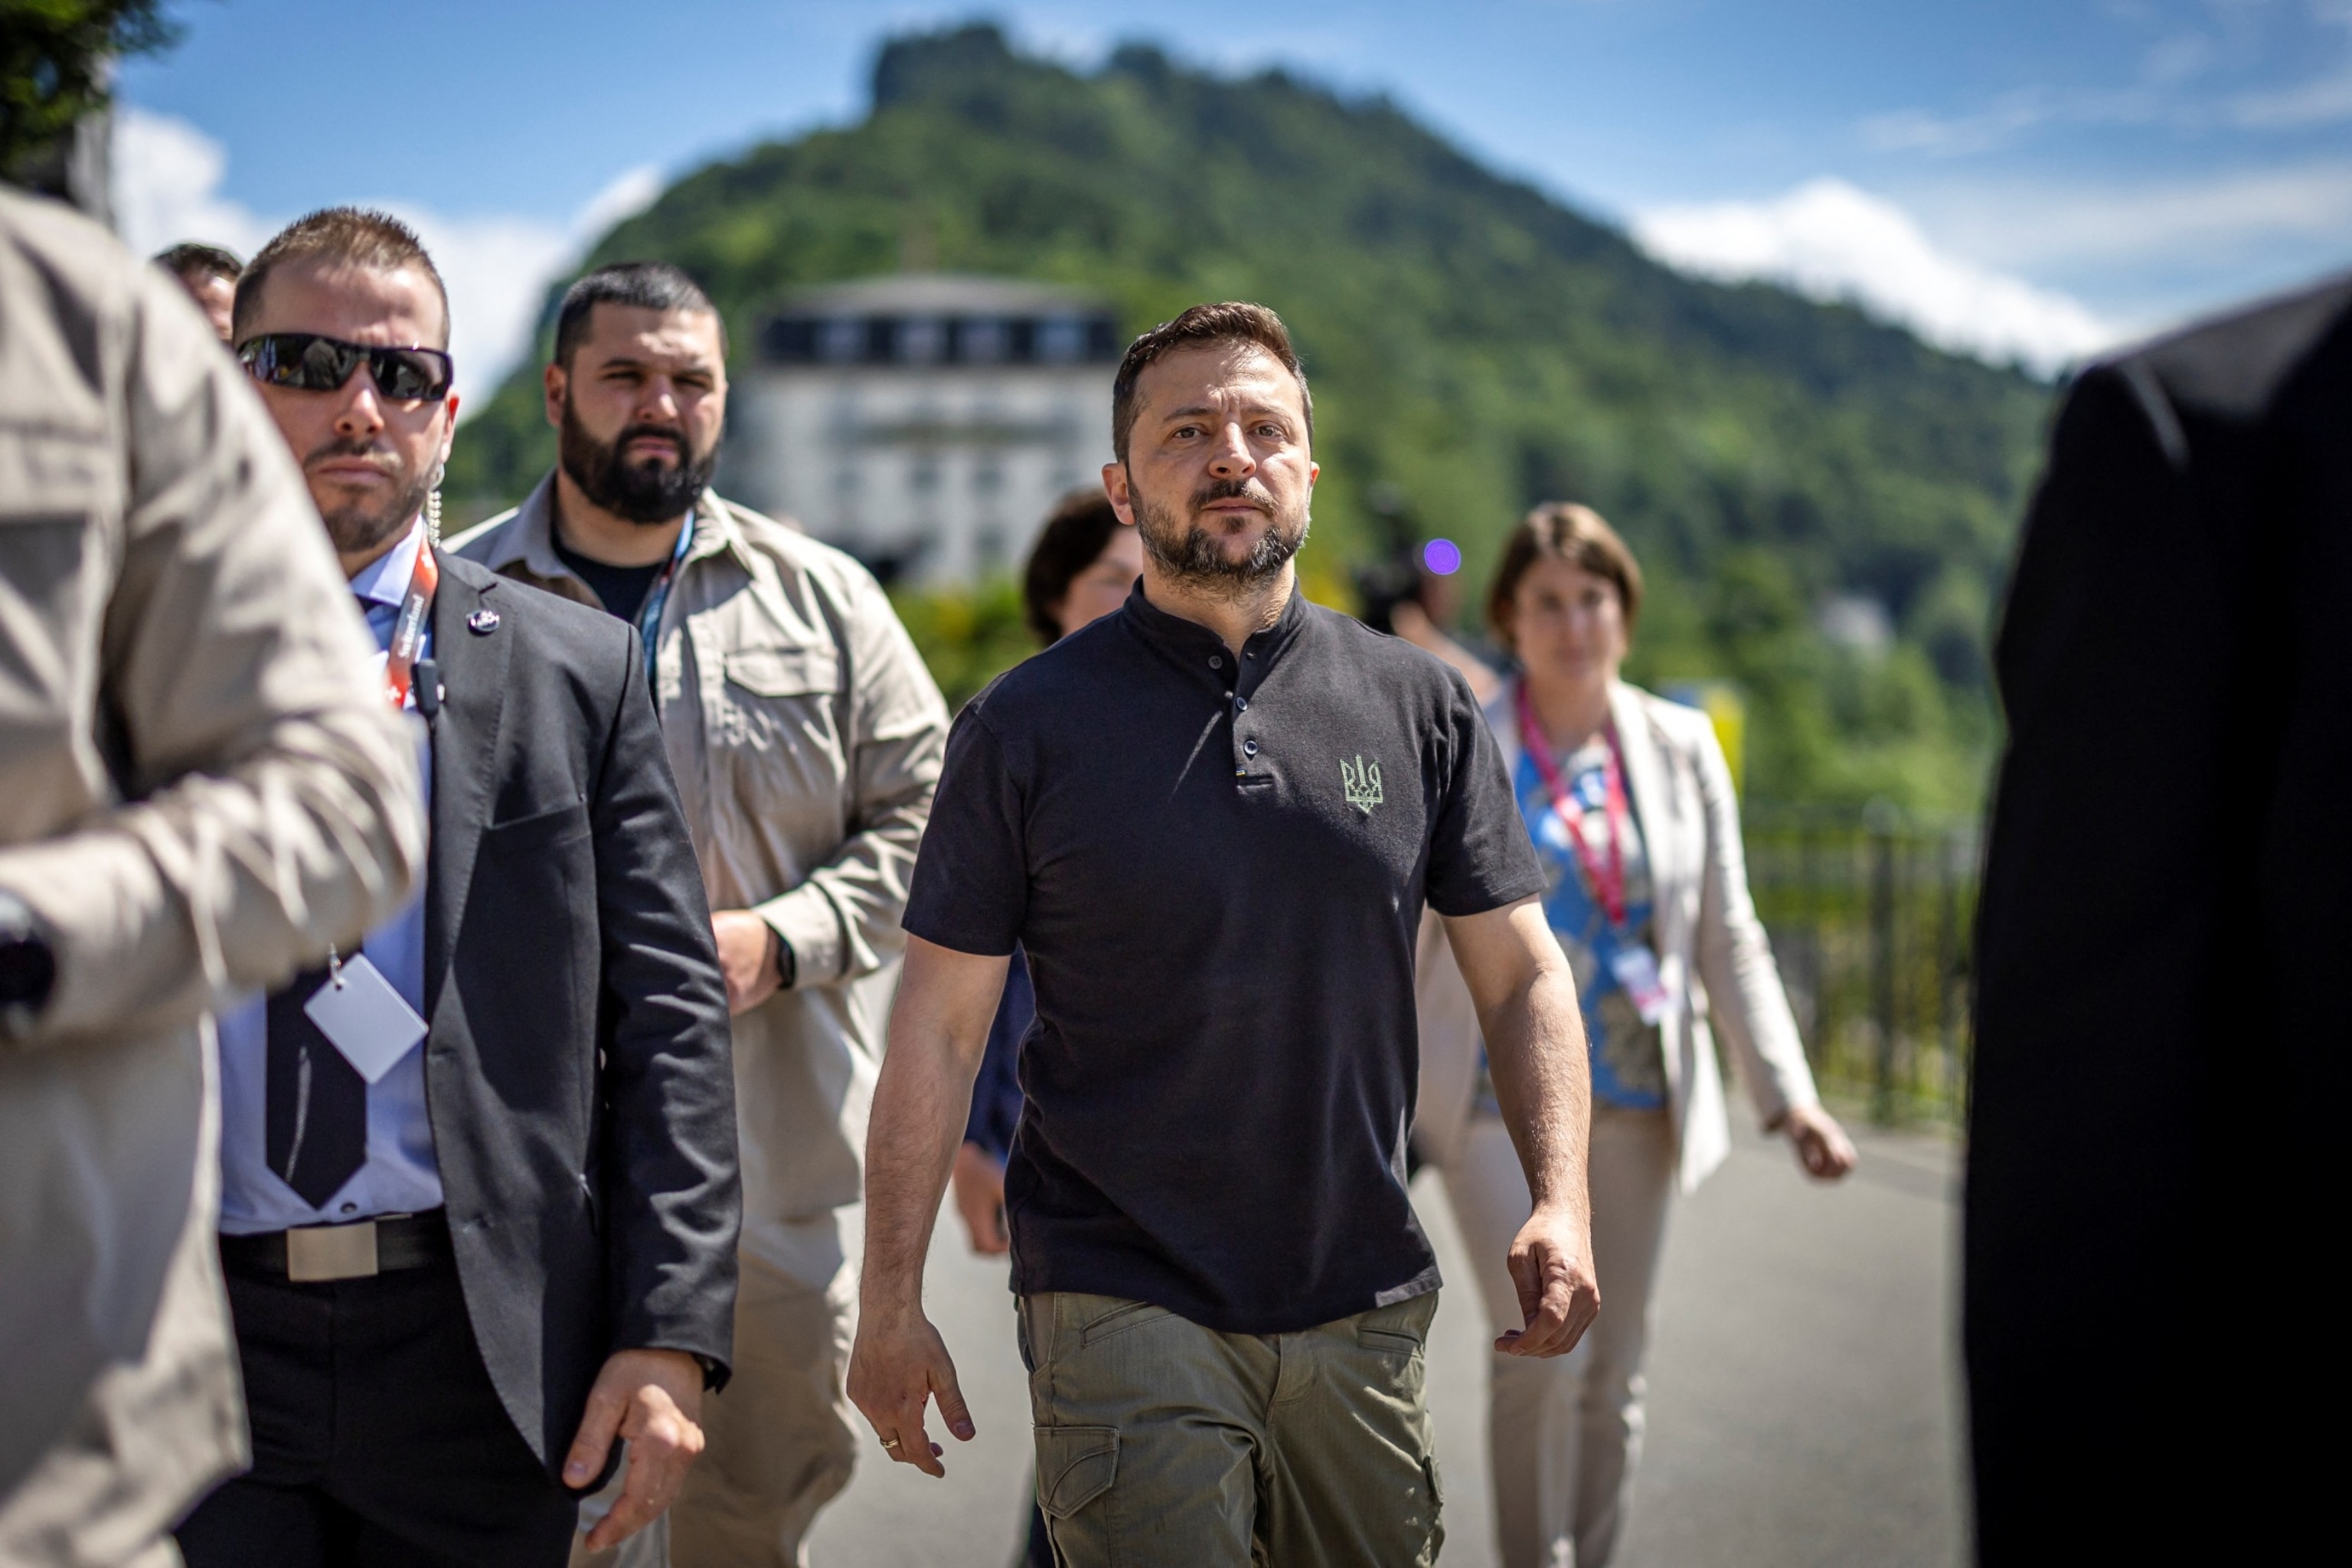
1857, 81, 2177, 158
1857, 5, 2352, 152
2229, 59, 2352, 125
1631, 178, 2122, 374
111, 109, 273, 259
1923, 161, 2352, 272
1860, 92, 2062, 157
112, 107, 661, 410
2230, 1, 2352, 126
572, 165, 665, 240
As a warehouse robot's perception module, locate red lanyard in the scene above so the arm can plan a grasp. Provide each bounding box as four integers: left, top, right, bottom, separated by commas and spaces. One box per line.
381, 544, 439, 711
1515, 680, 1630, 929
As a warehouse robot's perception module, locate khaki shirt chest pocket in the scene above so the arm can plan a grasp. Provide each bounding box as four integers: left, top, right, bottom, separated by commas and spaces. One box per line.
1, 425, 119, 815
0, 422, 117, 575
713, 642, 845, 786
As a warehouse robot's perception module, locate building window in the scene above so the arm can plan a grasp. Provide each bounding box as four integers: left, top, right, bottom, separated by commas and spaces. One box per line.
818, 318, 862, 362
973, 461, 1003, 496
1037, 318, 1085, 363
910, 457, 940, 495
764, 318, 817, 361
900, 317, 946, 364
959, 318, 1009, 363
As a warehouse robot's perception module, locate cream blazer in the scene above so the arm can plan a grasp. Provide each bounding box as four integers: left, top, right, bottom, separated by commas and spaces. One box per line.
1416, 680, 1819, 1194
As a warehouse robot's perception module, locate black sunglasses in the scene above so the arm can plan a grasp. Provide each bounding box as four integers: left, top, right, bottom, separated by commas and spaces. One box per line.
237, 333, 455, 402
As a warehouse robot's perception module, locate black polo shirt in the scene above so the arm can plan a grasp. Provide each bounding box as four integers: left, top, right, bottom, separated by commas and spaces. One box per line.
903, 583, 1544, 1334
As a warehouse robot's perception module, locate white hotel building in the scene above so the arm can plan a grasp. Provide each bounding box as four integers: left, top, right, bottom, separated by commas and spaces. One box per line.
716, 273, 1122, 584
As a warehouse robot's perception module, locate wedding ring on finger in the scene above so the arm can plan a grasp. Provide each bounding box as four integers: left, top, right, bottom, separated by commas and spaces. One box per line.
879, 1436, 902, 1450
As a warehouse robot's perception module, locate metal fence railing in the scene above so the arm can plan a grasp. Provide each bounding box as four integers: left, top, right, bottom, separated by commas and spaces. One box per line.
1741, 805, 1979, 1129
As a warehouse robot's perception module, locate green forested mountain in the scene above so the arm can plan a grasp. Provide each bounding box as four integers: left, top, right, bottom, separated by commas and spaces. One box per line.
447, 22, 2053, 810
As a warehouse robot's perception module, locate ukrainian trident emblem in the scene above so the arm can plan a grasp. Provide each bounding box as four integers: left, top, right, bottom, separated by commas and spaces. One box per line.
1341, 754, 1384, 815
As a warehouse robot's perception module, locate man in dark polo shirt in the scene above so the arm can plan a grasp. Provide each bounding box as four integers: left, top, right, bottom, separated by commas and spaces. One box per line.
848, 302, 1601, 1566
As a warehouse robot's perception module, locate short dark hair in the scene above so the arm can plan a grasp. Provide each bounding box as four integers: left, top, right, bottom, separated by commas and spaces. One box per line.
155, 242, 241, 287
553, 262, 724, 367
1487, 501, 1646, 649
1109, 301, 1312, 466
234, 208, 448, 347
1022, 488, 1125, 645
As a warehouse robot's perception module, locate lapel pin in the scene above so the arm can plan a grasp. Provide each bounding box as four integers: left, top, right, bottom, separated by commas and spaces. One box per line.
467, 608, 500, 635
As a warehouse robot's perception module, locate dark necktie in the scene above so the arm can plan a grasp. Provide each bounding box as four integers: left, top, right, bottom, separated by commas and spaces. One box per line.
265, 594, 397, 1210
263, 968, 370, 1213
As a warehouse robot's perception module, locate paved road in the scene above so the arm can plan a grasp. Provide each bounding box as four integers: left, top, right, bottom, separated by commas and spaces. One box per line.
807, 1113, 1965, 1567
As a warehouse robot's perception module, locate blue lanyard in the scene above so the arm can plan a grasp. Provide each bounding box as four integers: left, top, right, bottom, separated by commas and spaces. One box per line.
636, 511, 695, 688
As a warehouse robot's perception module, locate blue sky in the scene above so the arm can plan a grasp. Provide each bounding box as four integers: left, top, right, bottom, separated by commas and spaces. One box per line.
114, 1, 2352, 397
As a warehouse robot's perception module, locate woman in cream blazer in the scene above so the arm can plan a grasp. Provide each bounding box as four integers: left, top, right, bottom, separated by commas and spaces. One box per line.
1416, 503, 1854, 1568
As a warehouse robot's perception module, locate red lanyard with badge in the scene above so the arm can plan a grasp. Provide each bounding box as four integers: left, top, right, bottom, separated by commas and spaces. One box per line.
1515, 680, 1673, 1025
302, 541, 438, 1102
381, 542, 439, 711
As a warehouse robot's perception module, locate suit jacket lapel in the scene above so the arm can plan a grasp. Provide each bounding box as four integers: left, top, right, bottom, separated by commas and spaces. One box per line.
1609, 681, 1681, 898
424, 555, 510, 1021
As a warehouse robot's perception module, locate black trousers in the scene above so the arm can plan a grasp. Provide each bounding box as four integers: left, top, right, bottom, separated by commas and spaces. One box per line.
177, 1236, 577, 1568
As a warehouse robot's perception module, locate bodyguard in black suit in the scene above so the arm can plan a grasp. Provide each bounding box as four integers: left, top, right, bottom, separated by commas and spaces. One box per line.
176, 209, 738, 1567
1970, 273, 2352, 1559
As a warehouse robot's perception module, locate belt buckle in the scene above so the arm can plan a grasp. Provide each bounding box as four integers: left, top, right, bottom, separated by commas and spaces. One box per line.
286, 1220, 379, 1282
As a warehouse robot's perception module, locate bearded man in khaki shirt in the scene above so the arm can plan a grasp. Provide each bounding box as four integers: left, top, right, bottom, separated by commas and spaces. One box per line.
451, 262, 947, 1567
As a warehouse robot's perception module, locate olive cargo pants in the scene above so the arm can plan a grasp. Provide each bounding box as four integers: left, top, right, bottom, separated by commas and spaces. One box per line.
1018, 1290, 1444, 1567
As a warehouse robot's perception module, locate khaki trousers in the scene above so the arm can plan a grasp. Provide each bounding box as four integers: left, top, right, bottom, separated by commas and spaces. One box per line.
1019, 1289, 1443, 1568
573, 1252, 857, 1568
1439, 1108, 1676, 1568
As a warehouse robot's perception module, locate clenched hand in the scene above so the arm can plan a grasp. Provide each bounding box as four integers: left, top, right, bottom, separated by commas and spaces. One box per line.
1497, 1202, 1602, 1357
710, 910, 783, 1015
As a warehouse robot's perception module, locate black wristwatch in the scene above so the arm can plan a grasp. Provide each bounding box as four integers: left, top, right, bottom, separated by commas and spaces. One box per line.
0, 890, 59, 1040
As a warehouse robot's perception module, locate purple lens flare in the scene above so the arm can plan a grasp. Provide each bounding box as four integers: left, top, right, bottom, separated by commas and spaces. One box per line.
1422, 538, 1462, 576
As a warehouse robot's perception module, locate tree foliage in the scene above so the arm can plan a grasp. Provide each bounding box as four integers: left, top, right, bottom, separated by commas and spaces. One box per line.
886, 580, 1036, 714
0, 0, 173, 175
448, 21, 2053, 810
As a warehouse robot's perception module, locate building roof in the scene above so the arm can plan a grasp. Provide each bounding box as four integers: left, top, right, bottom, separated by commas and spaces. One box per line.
781, 273, 1108, 316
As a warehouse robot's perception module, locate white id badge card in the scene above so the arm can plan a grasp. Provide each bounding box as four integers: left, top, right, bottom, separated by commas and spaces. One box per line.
303, 954, 429, 1084
1609, 945, 1674, 1026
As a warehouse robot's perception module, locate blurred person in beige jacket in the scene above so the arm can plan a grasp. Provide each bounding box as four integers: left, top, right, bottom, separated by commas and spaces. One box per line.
451, 263, 947, 1568
0, 190, 423, 1565
1414, 504, 1854, 1568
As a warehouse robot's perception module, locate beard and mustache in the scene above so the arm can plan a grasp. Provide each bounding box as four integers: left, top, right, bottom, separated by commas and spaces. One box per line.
1132, 475, 1309, 597
303, 437, 437, 560
558, 399, 719, 524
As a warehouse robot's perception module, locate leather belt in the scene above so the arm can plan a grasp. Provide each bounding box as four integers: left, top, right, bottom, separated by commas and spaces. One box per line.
220, 1209, 450, 1282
